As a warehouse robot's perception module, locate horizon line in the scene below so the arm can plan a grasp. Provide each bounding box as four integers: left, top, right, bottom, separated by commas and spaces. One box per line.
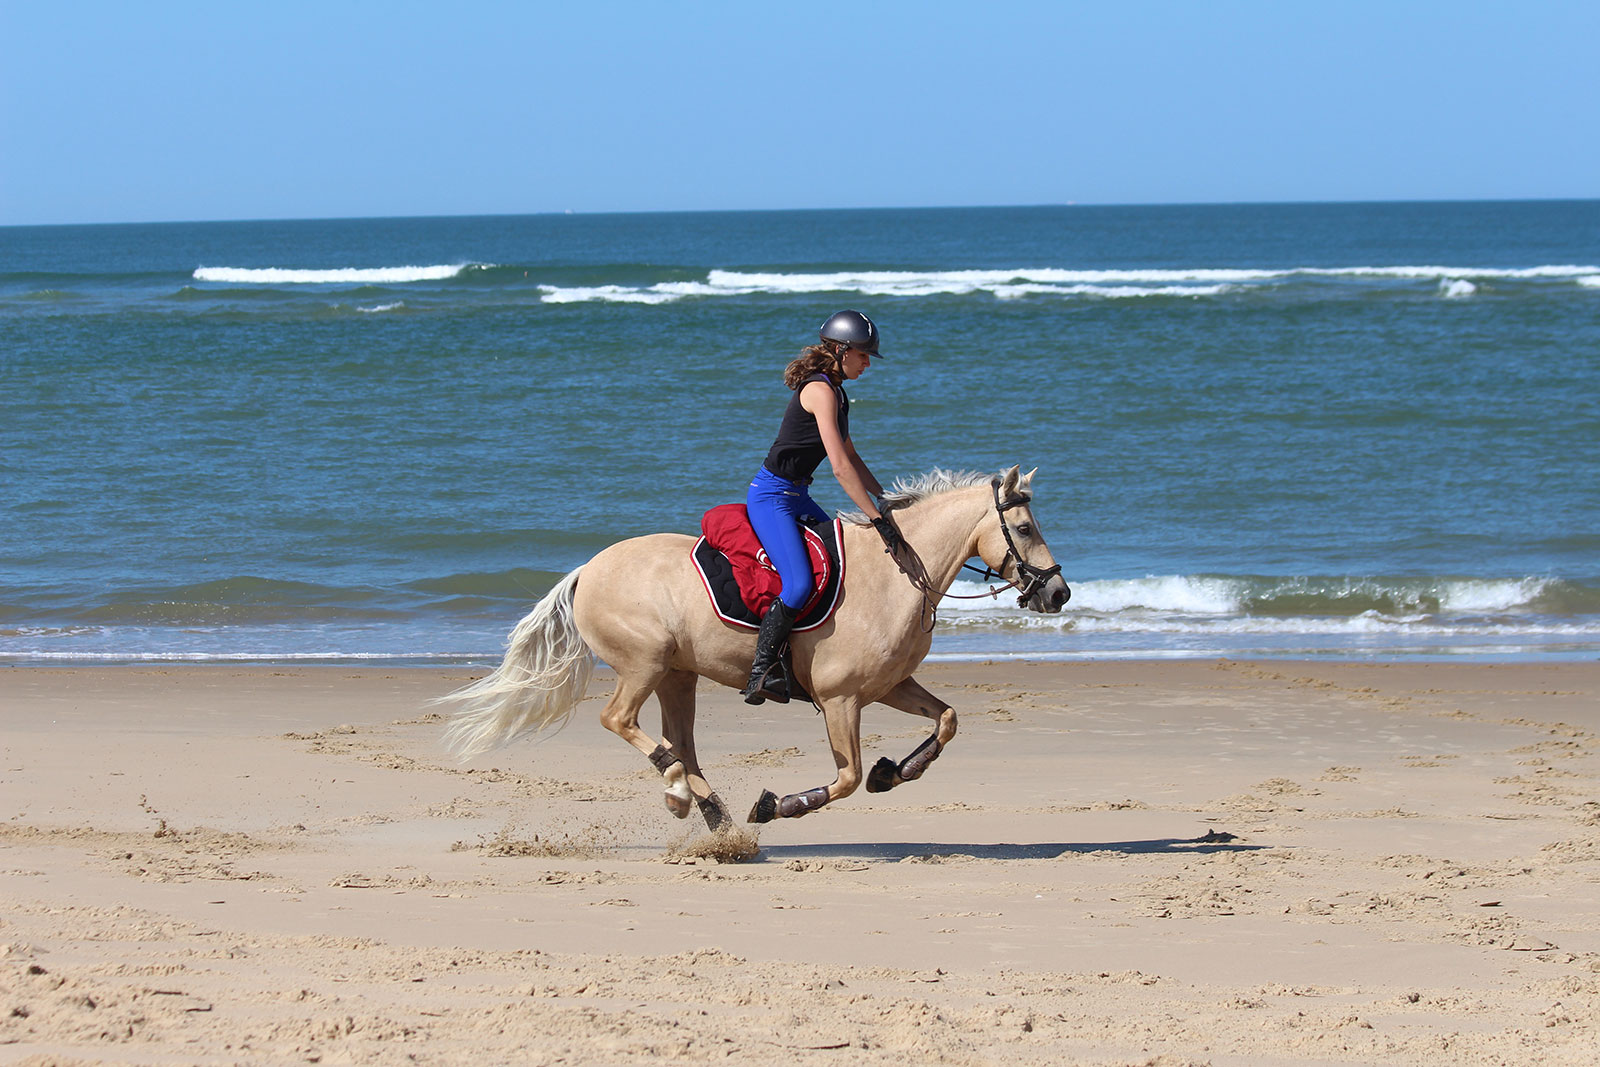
5, 196, 1597, 231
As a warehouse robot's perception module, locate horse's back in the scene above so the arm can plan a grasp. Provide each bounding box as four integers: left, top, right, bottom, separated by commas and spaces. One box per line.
586, 532, 697, 572
572, 532, 723, 673
578, 533, 700, 612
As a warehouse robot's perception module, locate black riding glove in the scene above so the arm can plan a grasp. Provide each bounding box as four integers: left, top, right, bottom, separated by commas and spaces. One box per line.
871, 517, 906, 556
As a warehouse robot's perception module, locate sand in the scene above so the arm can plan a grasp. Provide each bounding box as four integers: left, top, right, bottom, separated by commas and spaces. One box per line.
1, 659, 1596, 1065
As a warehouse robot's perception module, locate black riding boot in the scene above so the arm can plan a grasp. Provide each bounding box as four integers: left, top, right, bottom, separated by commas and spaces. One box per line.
741, 599, 799, 705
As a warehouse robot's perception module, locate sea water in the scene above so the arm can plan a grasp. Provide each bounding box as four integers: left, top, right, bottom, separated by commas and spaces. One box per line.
2, 202, 1597, 664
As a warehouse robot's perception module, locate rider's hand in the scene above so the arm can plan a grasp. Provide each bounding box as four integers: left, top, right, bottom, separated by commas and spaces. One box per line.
871, 516, 906, 556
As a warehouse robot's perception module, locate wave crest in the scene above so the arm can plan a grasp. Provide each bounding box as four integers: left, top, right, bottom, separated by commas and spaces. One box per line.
940, 573, 1595, 629
532, 263, 1600, 305
193, 264, 485, 285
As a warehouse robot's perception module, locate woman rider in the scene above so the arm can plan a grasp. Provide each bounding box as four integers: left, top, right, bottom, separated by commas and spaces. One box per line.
741, 310, 905, 704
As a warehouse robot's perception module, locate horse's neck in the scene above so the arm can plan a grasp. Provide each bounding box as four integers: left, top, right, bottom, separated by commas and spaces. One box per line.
862, 487, 988, 596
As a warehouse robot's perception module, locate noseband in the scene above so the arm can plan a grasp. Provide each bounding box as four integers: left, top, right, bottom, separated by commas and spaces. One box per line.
962, 478, 1066, 608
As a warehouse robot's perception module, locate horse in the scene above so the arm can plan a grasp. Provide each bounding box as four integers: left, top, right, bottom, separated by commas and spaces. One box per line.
438, 465, 1070, 830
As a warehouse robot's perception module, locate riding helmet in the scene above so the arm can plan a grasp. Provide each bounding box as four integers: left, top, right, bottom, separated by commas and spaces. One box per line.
819, 309, 882, 355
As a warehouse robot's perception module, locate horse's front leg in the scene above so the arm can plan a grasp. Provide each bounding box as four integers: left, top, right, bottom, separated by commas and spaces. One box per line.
864, 676, 957, 793
747, 696, 863, 823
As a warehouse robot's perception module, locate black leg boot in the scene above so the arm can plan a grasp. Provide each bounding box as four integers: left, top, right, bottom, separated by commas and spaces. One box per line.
741, 600, 799, 705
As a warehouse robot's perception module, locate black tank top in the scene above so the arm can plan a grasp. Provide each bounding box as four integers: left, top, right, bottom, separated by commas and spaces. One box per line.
763, 373, 850, 483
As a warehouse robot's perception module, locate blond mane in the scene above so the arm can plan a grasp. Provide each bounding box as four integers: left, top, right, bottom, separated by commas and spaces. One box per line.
840, 468, 1004, 525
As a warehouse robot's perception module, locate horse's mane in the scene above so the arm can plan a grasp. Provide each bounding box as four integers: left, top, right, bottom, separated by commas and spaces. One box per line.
840, 468, 998, 525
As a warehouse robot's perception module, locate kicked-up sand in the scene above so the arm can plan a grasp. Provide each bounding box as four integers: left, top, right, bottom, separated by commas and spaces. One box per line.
1, 660, 1597, 1065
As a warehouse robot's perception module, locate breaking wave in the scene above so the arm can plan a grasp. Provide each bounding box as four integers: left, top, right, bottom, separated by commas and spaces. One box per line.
534, 264, 1600, 304
193, 264, 486, 284
938, 574, 1600, 637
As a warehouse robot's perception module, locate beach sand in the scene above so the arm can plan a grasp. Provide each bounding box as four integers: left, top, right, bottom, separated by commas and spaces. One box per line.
2, 660, 1596, 1065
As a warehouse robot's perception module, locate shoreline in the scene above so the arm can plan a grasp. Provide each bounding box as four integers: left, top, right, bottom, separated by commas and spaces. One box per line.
5, 644, 1599, 668
3, 660, 1596, 1063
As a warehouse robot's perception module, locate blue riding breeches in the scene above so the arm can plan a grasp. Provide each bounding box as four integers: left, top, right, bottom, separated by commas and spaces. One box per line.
746, 466, 829, 611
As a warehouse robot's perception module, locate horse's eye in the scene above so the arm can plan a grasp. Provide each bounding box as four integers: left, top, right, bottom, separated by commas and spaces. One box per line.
1016, 524, 1033, 538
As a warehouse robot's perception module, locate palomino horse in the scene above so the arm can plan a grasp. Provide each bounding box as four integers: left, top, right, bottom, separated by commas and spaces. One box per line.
440, 466, 1070, 830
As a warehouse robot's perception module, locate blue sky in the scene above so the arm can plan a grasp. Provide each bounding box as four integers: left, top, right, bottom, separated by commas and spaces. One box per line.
2, 1, 1595, 225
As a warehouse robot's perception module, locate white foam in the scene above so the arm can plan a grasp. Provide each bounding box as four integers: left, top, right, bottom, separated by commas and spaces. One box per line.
1438, 577, 1551, 613
1072, 615, 1596, 637
710, 265, 1600, 287
933, 574, 1565, 631
194, 264, 480, 285
933, 611, 1598, 638
1054, 575, 1245, 614
941, 574, 1252, 616
706, 267, 1265, 290
535, 274, 1235, 305
1300, 264, 1599, 280
1579, 276, 1600, 288
357, 302, 404, 313
537, 284, 679, 305
530, 263, 1600, 305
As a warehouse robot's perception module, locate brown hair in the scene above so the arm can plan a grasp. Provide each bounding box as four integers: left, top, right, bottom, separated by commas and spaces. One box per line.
782, 341, 847, 390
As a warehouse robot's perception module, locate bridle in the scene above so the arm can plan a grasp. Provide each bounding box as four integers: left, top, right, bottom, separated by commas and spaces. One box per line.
890, 477, 1068, 632
957, 477, 1066, 609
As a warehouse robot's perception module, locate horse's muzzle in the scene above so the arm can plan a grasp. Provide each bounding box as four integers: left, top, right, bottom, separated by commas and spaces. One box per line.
1030, 579, 1071, 614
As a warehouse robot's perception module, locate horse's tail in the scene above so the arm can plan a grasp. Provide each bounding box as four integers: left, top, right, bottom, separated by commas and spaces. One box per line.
437, 567, 595, 759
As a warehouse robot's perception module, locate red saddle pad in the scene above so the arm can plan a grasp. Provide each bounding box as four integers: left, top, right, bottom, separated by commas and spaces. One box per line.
692, 503, 843, 630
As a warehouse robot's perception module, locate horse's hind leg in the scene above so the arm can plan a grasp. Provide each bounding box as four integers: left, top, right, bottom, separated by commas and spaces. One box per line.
656, 670, 733, 832
597, 670, 694, 820
865, 676, 957, 794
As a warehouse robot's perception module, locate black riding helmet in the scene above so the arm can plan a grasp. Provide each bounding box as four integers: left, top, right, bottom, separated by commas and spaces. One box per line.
819, 309, 883, 356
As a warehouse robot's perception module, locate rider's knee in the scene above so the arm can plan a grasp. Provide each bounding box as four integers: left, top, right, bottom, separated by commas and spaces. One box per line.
780, 574, 815, 610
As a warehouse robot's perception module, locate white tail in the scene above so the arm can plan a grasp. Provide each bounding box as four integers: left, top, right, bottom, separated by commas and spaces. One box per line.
438, 568, 594, 759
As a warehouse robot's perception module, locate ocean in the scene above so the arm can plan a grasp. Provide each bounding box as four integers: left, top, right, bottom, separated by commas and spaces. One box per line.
3, 202, 1597, 665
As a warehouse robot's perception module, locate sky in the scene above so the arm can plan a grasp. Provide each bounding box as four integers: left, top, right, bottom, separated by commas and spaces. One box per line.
2, 1, 1596, 225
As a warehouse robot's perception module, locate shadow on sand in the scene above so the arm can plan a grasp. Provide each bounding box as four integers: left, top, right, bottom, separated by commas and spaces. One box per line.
755, 830, 1263, 863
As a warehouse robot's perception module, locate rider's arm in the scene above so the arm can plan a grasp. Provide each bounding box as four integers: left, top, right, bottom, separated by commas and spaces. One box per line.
801, 380, 883, 520
840, 437, 884, 500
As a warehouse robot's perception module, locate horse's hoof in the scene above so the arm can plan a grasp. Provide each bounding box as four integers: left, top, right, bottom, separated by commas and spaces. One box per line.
865, 757, 898, 793
661, 760, 692, 818
747, 790, 778, 824
698, 794, 732, 833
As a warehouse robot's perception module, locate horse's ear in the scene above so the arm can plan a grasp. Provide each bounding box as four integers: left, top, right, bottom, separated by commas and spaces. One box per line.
1022, 467, 1038, 487
999, 465, 1021, 494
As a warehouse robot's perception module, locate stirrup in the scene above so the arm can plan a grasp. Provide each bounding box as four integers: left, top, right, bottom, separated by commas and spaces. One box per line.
742, 662, 790, 705
742, 656, 811, 706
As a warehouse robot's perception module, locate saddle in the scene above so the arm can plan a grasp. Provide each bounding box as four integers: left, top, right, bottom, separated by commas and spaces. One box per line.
692, 504, 845, 631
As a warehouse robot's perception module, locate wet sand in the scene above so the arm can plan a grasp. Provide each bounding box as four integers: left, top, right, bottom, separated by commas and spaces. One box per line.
2, 660, 1597, 1064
